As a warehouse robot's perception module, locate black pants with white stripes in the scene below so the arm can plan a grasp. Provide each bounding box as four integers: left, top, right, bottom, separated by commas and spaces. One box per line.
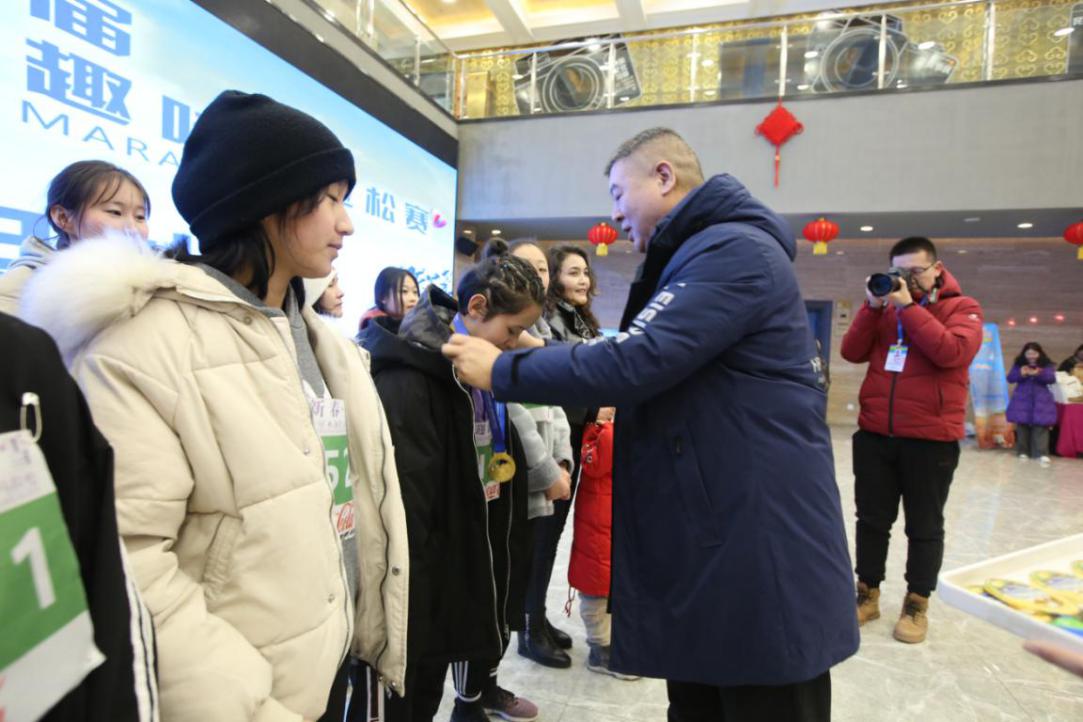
322, 657, 448, 722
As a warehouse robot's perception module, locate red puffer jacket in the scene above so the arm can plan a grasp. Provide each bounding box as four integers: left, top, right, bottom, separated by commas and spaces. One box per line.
841, 268, 984, 441
568, 422, 613, 597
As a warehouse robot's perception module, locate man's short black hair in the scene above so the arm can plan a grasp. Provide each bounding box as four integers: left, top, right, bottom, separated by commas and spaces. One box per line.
889, 236, 938, 262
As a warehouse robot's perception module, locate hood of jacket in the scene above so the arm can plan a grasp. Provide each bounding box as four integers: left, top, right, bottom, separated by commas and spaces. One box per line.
618, 174, 793, 332
363, 284, 457, 382
19, 236, 277, 365
9, 235, 57, 271
651, 174, 795, 262
929, 266, 963, 301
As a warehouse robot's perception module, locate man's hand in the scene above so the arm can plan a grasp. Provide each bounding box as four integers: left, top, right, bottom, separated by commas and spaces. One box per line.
1025, 639, 1083, 678
517, 331, 545, 349
545, 468, 572, 501
886, 279, 914, 309
442, 334, 500, 390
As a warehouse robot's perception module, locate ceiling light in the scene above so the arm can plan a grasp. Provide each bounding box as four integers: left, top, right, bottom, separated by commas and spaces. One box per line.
1055, 313, 1066, 322
701, 58, 715, 67
1054, 27, 1074, 37
704, 90, 717, 96
896, 82, 908, 88
618, 96, 630, 102
797, 84, 810, 90
917, 41, 936, 50
491, 229, 502, 235
1029, 316, 1039, 324
963, 216, 981, 222
804, 51, 819, 59
860, 225, 874, 232
1017, 222, 1034, 229
957, 249, 968, 254
1007, 318, 1016, 327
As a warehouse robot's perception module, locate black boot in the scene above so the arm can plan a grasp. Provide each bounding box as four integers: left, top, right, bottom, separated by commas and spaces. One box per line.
545, 617, 572, 650
516, 614, 571, 668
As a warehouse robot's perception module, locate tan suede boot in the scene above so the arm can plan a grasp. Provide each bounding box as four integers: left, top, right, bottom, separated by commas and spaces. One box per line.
856, 582, 881, 625
893, 592, 929, 643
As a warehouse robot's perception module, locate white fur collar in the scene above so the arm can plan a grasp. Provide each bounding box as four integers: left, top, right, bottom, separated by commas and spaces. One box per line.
19, 236, 228, 364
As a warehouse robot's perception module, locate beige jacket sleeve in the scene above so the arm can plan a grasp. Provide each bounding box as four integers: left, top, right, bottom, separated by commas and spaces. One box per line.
76, 351, 302, 722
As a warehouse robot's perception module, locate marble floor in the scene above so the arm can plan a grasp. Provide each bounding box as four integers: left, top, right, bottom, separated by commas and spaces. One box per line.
434, 427, 1083, 721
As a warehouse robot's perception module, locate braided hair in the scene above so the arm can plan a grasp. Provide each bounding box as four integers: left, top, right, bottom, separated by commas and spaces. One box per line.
457, 254, 545, 320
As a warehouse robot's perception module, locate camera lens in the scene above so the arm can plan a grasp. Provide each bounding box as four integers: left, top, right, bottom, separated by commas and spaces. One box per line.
867, 273, 898, 297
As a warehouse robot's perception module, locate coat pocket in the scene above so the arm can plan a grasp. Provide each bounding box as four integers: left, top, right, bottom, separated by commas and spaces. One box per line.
671, 430, 724, 548
203, 514, 242, 601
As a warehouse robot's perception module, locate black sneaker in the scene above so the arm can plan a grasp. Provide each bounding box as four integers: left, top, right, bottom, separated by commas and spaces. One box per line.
450, 699, 491, 722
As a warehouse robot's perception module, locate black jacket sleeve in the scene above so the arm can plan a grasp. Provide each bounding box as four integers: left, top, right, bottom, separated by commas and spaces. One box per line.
0, 312, 157, 722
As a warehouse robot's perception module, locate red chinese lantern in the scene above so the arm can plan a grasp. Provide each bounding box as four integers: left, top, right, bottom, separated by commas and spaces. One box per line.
1065, 221, 1083, 260
755, 101, 804, 187
803, 217, 839, 256
588, 221, 618, 256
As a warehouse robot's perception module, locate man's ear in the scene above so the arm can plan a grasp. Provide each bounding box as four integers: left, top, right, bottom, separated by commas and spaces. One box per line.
656, 160, 678, 195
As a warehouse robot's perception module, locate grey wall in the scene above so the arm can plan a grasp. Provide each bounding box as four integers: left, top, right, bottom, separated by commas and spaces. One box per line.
457, 80, 1083, 223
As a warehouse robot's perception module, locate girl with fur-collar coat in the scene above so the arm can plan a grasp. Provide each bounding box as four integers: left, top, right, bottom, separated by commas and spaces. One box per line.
21, 92, 409, 722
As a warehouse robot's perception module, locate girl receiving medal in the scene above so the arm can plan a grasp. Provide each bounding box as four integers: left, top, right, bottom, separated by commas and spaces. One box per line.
358, 254, 545, 719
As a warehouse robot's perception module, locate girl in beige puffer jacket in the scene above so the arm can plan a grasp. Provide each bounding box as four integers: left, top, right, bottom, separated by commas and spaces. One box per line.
21, 91, 410, 722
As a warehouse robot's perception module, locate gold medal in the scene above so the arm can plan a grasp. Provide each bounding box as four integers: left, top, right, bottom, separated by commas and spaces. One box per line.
488, 452, 516, 483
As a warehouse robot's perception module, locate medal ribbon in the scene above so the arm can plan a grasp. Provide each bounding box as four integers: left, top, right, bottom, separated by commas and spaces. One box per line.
453, 314, 509, 455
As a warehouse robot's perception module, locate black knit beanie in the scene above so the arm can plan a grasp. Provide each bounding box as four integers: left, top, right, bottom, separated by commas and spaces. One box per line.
172, 90, 356, 246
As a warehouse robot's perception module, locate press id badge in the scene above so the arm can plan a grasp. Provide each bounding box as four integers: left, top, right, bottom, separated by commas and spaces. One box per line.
0, 429, 104, 722
885, 344, 909, 373
310, 398, 355, 541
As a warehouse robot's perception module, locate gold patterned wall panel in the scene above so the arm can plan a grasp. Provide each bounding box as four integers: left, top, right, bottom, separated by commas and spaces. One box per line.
992, 0, 1075, 78
892, 2, 988, 83
452, 0, 1079, 118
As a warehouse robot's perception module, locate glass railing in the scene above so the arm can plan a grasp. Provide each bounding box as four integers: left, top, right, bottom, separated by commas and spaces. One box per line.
302, 0, 457, 113
305, 0, 1082, 119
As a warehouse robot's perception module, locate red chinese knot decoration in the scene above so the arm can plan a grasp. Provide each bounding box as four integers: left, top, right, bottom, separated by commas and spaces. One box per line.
755, 101, 804, 187
1064, 221, 1083, 261
803, 217, 839, 256
588, 221, 618, 256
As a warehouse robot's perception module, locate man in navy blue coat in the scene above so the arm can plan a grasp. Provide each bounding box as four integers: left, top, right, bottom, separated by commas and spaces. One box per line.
444, 128, 858, 721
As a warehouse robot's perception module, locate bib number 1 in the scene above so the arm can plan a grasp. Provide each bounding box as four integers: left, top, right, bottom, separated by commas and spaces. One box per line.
0, 430, 104, 722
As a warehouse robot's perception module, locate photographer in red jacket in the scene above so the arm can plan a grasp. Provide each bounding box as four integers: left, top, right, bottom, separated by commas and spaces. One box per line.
841, 236, 983, 645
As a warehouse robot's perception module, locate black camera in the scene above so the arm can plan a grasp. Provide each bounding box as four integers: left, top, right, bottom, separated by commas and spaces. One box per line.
867, 267, 913, 297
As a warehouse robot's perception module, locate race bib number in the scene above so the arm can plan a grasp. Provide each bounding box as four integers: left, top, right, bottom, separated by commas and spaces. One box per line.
310, 398, 354, 541
0, 430, 104, 722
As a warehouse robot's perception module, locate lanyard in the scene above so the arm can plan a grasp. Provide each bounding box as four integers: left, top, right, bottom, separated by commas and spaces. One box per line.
453, 314, 508, 454
896, 296, 930, 345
